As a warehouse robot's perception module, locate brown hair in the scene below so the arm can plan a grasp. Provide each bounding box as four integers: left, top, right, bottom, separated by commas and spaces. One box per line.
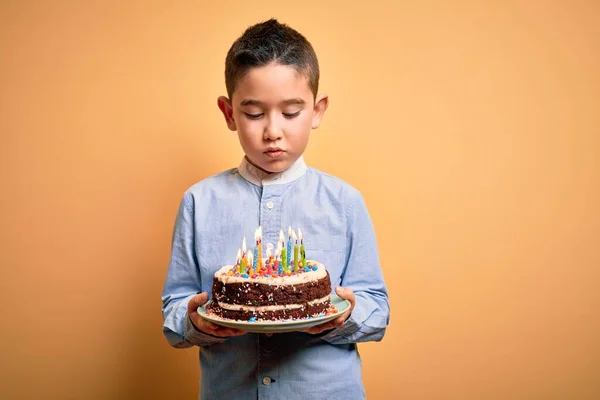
224, 19, 320, 99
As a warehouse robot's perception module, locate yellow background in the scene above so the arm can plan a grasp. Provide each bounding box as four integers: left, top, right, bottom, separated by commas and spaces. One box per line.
2, 1, 599, 398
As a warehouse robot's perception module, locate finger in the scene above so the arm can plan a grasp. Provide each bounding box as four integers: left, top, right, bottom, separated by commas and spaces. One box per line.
335, 287, 356, 317
188, 292, 209, 315
191, 313, 217, 332
315, 323, 334, 333
205, 329, 233, 338
304, 321, 335, 334
333, 312, 349, 328
195, 317, 247, 337
207, 326, 247, 337
335, 286, 355, 304
201, 320, 219, 330
221, 329, 247, 336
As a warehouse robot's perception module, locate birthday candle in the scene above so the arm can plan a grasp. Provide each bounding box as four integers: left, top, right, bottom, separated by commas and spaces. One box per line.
292, 229, 299, 272
298, 228, 307, 268
276, 240, 282, 274
247, 251, 253, 275
240, 238, 247, 274
257, 226, 263, 273
274, 242, 281, 274
280, 230, 287, 272
266, 246, 272, 274
236, 248, 241, 270
287, 226, 293, 267
253, 246, 258, 269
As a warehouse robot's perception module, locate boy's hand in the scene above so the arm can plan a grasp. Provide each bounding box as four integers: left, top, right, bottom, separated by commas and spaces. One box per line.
188, 292, 247, 337
301, 286, 355, 335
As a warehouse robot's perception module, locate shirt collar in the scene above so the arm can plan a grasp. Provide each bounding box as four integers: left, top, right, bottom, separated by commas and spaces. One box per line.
238, 156, 307, 187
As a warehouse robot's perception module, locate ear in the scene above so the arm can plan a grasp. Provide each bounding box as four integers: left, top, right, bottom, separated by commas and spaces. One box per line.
217, 96, 237, 131
311, 94, 329, 129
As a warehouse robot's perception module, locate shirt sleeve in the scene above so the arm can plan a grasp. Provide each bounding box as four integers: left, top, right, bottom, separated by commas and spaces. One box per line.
161, 193, 227, 348
320, 189, 390, 345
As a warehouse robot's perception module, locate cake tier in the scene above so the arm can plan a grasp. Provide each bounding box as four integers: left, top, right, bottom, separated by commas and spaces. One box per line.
207, 296, 331, 321
212, 273, 331, 306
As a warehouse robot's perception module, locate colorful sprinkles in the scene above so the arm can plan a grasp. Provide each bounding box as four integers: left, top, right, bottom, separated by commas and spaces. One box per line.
228, 260, 319, 279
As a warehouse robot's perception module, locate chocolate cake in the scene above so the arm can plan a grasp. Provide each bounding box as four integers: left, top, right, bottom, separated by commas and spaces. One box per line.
206, 260, 333, 321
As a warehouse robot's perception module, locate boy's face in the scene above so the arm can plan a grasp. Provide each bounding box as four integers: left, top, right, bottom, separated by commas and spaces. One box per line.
218, 63, 328, 174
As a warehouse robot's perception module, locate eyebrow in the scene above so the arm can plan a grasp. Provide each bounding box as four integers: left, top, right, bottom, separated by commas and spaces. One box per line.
239, 98, 306, 106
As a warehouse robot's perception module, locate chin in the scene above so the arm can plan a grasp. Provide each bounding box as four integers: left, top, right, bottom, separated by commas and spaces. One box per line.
261, 160, 292, 174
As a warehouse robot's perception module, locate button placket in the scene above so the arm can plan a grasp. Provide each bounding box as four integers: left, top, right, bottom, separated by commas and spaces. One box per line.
259, 185, 283, 244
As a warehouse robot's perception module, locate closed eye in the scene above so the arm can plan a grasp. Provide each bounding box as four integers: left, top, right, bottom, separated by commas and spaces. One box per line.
283, 111, 301, 118
244, 113, 263, 120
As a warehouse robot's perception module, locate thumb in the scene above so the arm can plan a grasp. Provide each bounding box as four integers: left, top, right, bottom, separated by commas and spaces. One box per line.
187, 292, 209, 316
335, 286, 355, 306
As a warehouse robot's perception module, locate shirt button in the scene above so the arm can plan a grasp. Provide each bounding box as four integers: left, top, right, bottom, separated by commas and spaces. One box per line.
262, 377, 272, 386
266, 201, 274, 209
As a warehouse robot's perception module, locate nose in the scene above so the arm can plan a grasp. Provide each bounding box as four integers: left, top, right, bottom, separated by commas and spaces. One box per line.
263, 115, 282, 141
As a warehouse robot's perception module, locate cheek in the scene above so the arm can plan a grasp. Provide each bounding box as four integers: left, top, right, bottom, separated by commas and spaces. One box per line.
289, 119, 312, 143
237, 129, 260, 153
287, 113, 312, 134
237, 121, 261, 140
301, 110, 314, 124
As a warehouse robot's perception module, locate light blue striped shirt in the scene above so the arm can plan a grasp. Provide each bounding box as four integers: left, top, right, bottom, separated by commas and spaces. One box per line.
162, 157, 390, 399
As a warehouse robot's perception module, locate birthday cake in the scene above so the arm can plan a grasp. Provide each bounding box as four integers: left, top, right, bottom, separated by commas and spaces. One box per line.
206, 227, 335, 321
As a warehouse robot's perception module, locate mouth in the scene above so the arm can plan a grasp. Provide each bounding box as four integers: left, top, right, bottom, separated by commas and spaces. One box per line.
264, 148, 286, 159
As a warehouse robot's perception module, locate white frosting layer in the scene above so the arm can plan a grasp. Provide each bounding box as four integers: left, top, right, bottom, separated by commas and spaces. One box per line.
215, 260, 326, 285
219, 295, 330, 312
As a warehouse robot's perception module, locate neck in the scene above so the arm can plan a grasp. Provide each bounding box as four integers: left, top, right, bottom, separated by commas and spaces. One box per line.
245, 155, 274, 175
